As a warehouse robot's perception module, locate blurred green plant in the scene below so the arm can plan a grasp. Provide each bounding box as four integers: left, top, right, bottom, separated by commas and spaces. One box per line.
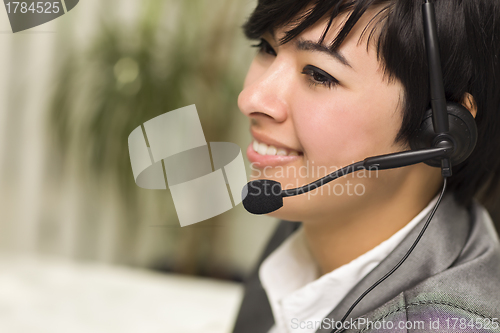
48, 0, 253, 275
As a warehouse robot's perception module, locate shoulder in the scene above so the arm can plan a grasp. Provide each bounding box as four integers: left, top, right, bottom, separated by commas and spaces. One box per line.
354, 293, 500, 332
352, 202, 500, 332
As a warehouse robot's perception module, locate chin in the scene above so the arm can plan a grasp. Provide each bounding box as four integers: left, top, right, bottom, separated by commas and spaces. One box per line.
264, 190, 330, 222
263, 178, 380, 222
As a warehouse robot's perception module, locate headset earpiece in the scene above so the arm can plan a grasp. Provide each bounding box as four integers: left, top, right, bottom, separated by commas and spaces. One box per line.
410, 102, 478, 167
413, 0, 478, 175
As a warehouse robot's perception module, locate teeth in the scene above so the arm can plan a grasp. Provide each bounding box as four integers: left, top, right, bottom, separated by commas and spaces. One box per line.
252, 140, 301, 156
276, 148, 287, 156
253, 140, 259, 153
266, 145, 277, 155
257, 142, 268, 155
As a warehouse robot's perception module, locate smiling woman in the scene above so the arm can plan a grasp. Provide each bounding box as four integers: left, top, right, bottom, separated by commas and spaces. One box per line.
233, 0, 500, 333
239, 6, 413, 231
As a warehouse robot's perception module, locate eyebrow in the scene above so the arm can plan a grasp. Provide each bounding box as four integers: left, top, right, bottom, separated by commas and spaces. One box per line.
295, 39, 352, 68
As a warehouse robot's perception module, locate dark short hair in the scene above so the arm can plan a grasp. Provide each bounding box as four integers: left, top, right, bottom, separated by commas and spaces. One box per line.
242, 0, 500, 207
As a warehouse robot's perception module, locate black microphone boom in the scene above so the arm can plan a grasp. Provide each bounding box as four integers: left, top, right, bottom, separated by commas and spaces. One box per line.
242, 146, 452, 214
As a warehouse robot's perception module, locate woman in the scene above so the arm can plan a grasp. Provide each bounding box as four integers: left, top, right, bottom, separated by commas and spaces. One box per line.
233, 0, 500, 332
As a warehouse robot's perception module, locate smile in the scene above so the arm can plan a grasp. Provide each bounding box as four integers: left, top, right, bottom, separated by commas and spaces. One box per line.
252, 139, 301, 156
246, 138, 302, 168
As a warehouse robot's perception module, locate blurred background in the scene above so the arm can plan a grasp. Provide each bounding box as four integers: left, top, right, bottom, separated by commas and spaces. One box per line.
0, 0, 279, 332
1, 1, 499, 332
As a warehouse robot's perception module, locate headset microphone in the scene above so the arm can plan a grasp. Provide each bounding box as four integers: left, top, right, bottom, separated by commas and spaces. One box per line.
242, 147, 452, 214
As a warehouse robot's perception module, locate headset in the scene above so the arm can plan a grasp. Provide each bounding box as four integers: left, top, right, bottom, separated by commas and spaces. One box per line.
241, 0, 478, 331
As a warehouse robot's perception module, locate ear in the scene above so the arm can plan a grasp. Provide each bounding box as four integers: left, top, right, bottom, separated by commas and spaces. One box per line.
462, 93, 477, 118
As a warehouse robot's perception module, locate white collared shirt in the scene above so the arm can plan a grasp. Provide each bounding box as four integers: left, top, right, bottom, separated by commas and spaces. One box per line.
259, 196, 438, 333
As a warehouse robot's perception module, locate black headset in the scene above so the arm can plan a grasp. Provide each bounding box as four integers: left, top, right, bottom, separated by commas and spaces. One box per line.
410, 1, 477, 171
241, 0, 477, 331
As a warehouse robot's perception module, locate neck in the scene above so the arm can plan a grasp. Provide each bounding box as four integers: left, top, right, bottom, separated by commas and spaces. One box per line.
301, 166, 442, 276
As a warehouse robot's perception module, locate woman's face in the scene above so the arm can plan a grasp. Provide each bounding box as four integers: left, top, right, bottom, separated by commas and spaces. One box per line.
238, 11, 429, 222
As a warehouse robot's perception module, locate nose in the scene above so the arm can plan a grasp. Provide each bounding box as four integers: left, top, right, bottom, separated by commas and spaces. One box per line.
238, 58, 292, 124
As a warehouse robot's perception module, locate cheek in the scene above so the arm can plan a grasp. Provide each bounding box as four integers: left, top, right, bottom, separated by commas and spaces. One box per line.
291, 85, 403, 167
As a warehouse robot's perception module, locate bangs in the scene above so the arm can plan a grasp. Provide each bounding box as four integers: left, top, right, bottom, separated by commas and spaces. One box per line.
243, 0, 394, 53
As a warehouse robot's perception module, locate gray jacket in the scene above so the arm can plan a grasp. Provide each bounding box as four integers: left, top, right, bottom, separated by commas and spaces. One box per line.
232, 194, 500, 332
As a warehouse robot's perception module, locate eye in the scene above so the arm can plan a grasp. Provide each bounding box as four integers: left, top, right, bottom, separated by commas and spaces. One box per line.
301, 65, 339, 89
251, 38, 277, 56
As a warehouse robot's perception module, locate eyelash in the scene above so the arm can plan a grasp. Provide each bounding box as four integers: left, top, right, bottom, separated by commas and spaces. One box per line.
301, 65, 339, 89
251, 38, 277, 56
251, 38, 339, 89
